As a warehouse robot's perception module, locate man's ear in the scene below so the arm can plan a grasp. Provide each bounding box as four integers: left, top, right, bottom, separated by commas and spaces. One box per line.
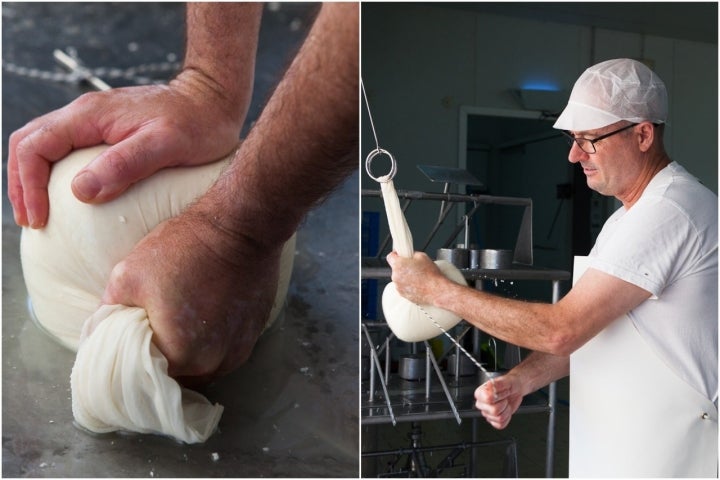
636, 121, 655, 153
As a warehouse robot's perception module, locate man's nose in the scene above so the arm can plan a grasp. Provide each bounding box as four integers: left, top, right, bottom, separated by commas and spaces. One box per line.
568, 141, 588, 164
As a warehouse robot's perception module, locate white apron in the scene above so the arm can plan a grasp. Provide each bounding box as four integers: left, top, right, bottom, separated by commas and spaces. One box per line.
569, 257, 718, 477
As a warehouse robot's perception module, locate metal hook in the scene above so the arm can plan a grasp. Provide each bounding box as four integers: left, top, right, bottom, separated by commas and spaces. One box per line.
489, 337, 498, 371
365, 148, 397, 183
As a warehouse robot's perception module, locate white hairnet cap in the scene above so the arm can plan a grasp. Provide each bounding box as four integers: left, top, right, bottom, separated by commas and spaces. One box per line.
553, 58, 667, 131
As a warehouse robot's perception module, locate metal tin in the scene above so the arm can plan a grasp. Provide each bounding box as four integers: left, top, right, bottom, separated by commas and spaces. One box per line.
470, 249, 513, 269
398, 354, 426, 380
436, 248, 469, 268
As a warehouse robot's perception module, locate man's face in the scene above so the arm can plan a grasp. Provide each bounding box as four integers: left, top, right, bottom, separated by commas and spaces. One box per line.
566, 121, 640, 201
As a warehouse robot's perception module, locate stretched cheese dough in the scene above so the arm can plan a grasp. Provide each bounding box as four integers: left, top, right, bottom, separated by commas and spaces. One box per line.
382, 259, 466, 342
20, 145, 296, 443
71, 305, 224, 443
377, 177, 467, 342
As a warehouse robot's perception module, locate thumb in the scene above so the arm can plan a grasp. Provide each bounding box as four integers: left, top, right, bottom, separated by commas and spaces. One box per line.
482, 373, 514, 400
71, 135, 172, 203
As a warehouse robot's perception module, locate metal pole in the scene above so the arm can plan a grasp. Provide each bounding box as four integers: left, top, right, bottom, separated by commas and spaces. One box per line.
544, 279, 562, 477
425, 346, 431, 399
424, 340, 462, 425
385, 337, 391, 384
362, 324, 396, 425
367, 329, 375, 403
362, 188, 533, 207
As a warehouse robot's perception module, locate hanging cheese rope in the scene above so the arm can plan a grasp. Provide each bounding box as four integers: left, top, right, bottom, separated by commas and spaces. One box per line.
365, 147, 468, 342
362, 81, 468, 342
362, 82, 501, 401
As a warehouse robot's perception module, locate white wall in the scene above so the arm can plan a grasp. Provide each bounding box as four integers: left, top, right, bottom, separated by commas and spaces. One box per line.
362, 4, 477, 256
362, 3, 718, 267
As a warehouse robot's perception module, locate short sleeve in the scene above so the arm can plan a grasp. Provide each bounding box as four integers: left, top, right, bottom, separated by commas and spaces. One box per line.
589, 197, 698, 297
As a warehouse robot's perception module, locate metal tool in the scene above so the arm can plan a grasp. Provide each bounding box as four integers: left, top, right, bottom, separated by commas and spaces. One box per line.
480, 337, 508, 384
417, 305, 496, 396
53, 49, 112, 91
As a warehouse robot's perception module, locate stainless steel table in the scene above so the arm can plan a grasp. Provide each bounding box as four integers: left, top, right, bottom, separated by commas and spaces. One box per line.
2, 4, 358, 476
3, 170, 359, 477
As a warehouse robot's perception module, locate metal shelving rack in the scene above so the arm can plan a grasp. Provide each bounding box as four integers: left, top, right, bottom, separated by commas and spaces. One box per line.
361, 182, 570, 477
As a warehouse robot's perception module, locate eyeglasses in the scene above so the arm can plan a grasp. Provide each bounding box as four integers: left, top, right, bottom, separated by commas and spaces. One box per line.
562, 123, 638, 154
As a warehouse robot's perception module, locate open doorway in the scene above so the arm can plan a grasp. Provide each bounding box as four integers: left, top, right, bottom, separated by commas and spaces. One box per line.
457, 107, 595, 293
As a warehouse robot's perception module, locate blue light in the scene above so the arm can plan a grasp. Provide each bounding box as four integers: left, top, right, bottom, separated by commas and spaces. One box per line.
520, 81, 561, 92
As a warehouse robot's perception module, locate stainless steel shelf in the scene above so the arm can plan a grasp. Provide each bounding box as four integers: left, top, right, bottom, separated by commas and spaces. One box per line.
362, 257, 570, 282
362, 185, 569, 477
361, 263, 569, 477
361, 374, 551, 426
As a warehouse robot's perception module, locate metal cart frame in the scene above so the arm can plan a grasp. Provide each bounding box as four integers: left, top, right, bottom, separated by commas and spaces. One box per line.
361, 187, 570, 477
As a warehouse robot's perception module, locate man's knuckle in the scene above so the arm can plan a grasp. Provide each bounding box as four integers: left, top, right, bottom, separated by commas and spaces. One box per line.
8, 186, 23, 207
73, 91, 101, 109
108, 259, 133, 287
8, 129, 24, 148
102, 149, 134, 177
15, 134, 37, 159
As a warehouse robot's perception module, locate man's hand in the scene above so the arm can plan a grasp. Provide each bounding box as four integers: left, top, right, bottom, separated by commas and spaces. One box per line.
386, 251, 450, 305
474, 373, 525, 430
83, 2, 356, 385
99, 206, 284, 385
8, 69, 248, 229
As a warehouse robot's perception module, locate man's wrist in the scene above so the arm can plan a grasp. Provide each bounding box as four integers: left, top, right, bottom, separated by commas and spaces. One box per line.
432, 276, 461, 310
192, 162, 300, 253
169, 68, 247, 129
181, 2, 262, 127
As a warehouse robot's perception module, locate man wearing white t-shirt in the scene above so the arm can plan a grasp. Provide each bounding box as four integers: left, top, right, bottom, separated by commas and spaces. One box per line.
386, 58, 717, 476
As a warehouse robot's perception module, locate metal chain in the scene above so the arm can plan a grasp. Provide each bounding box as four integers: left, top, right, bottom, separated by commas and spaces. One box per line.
2, 57, 181, 87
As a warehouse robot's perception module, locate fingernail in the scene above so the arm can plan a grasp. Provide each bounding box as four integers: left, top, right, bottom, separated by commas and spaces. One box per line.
14, 209, 25, 227
72, 170, 101, 201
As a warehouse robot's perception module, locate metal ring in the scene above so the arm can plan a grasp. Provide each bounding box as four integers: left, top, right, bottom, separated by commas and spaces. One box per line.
365, 148, 397, 183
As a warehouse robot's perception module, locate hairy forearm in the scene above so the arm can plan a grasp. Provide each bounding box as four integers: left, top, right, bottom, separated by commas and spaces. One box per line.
510, 351, 569, 396
435, 281, 569, 355
181, 2, 263, 124
197, 3, 359, 247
